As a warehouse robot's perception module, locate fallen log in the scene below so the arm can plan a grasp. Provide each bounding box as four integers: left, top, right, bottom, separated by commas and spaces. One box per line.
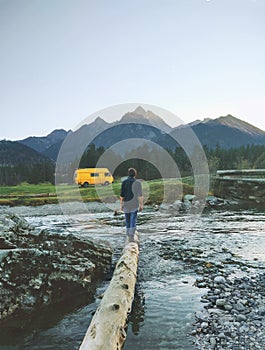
79, 235, 139, 350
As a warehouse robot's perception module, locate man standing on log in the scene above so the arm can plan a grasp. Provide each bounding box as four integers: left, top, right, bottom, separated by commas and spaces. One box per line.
120, 168, 143, 242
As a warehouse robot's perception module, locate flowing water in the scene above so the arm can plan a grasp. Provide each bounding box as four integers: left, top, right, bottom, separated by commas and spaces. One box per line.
1, 203, 265, 350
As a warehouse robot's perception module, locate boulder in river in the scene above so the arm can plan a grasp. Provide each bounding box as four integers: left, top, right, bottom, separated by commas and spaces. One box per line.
0, 213, 112, 325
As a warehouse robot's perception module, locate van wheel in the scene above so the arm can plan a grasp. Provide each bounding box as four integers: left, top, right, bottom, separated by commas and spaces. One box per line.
83, 182, 89, 188
104, 181, 109, 186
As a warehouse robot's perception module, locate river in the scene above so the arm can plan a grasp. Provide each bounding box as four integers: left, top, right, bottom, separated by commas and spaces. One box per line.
1, 202, 265, 350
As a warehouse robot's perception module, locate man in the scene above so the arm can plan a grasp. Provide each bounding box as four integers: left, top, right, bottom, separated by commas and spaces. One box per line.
120, 168, 143, 241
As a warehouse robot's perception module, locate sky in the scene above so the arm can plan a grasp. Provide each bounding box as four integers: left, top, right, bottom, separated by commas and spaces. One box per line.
0, 0, 265, 140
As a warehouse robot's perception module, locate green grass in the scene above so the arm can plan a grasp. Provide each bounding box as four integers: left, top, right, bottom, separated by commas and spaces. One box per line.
0, 177, 197, 206
0, 182, 56, 196
146, 178, 194, 204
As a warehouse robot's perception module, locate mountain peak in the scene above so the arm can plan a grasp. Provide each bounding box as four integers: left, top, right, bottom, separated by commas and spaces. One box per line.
133, 106, 146, 115
213, 114, 265, 136
19, 128, 68, 153
120, 107, 172, 132
47, 129, 68, 137
93, 116, 108, 124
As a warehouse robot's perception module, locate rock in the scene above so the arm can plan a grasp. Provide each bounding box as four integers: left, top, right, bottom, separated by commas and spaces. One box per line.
172, 200, 183, 209
28, 228, 45, 237
216, 299, 226, 307
218, 332, 226, 338
184, 194, 197, 202
206, 196, 226, 208
159, 201, 188, 213
201, 321, 208, 329
159, 203, 173, 211
224, 304, 233, 311
214, 275, 226, 284
0, 214, 112, 325
195, 310, 209, 322
258, 307, 265, 316
197, 282, 207, 288
239, 325, 249, 333
196, 276, 205, 283
209, 337, 217, 347
234, 301, 246, 312
207, 308, 224, 316
213, 288, 221, 295
206, 196, 219, 205
0, 237, 16, 249
236, 314, 247, 322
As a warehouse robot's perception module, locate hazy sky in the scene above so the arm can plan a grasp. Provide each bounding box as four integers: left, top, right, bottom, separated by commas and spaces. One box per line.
1, 0, 265, 140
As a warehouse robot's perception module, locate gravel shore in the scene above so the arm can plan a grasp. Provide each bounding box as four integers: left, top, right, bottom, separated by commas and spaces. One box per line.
155, 205, 265, 350
193, 272, 265, 350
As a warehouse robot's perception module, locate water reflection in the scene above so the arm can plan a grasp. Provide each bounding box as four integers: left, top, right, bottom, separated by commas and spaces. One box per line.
124, 276, 205, 350
127, 283, 146, 336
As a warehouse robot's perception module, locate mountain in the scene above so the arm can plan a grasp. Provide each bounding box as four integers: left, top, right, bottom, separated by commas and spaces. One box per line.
19, 129, 68, 153
9, 108, 265, 164
171, 114, 265, 149
0, 140, 55, 185
0, 140, 53, 166
42, 141, 66, 162
56, 107, 177, 162
82, 110, 265, 154
119, 106, 172, 132
206, 115, 265, 136
4, 108, 265, 185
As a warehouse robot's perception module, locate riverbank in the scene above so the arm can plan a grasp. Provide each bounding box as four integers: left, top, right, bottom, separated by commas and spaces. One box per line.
0, 179, 195, 206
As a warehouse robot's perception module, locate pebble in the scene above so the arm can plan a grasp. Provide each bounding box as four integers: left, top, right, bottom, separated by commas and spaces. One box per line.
234, 301, 246, 312
201, 322, 208, 329
216, 299, 226, 307
258, 307, 265, 316
209, 337, 216, 347
192, 270, 265, 349
237, 314, 247, 322
214, 275, 226, 284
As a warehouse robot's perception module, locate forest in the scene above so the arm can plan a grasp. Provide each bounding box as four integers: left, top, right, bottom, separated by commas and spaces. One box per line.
0, 162, 55, 186
1, 143, 265, 186
78, 143, 265, 180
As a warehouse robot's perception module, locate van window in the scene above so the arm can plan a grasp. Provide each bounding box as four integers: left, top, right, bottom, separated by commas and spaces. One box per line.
91, 173, 99, 177
105, 172, 111, 176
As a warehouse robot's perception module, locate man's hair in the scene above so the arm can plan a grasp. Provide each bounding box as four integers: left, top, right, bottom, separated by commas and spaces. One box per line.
128, 168, 137, 177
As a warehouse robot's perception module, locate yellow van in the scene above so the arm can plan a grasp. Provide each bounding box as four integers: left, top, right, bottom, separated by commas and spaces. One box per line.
74, 168, 114, 187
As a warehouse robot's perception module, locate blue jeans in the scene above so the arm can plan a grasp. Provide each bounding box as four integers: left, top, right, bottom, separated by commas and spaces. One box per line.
125, 210, 138, 236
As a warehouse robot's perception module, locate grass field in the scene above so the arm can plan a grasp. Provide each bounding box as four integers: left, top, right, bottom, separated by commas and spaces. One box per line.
0, 178, 196, 206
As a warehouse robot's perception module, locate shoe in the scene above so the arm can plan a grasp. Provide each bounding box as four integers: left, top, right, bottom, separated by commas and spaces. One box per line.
128, 235, 135, 243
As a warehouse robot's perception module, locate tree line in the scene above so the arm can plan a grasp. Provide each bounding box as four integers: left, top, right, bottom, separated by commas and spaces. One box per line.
2, 143, 265, 186
78, 143, 265, 180
0, 162, 54, 186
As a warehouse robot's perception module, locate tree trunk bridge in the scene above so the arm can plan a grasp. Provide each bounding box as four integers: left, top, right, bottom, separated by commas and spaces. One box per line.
79, 236, 139, 350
